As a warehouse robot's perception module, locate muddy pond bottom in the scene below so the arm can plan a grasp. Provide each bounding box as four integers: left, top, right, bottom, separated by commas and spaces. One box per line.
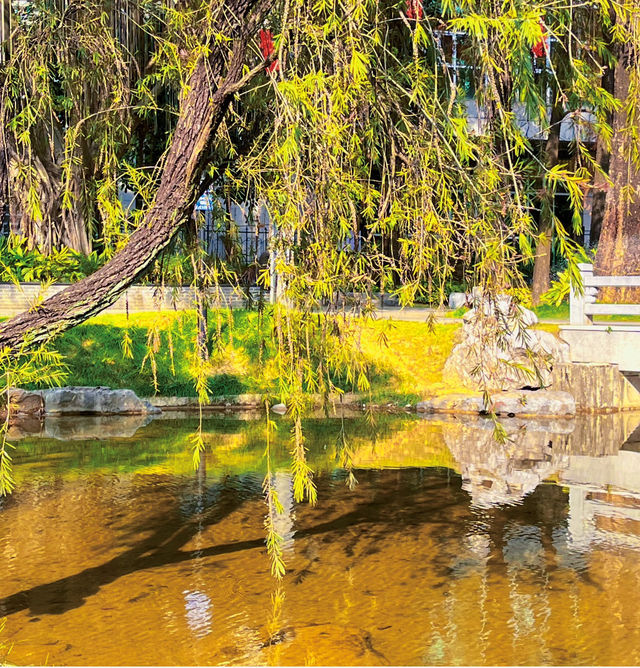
2, 411, 640, 666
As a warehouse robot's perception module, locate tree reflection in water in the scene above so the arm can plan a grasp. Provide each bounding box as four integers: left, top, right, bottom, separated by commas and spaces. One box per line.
0, 410, 639, 665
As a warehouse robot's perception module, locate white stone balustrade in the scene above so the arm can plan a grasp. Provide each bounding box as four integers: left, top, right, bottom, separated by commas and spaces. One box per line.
569, 263, 640, 325
562, 263, 640, 373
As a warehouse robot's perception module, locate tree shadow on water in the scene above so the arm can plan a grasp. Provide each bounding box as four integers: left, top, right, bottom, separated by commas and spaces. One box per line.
0, 474, 463, 618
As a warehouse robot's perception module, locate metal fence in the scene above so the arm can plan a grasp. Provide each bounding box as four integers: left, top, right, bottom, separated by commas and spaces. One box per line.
195, 199, 270, 268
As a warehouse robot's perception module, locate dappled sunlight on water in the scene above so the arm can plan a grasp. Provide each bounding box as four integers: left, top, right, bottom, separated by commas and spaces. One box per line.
1, 411, 640, 665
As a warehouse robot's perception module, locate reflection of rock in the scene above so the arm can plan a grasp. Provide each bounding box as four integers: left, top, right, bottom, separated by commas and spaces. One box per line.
443, 295, 570, 391
8, 414, 154, 440
7, 415, 44, 439
8, 386, 160, 416
435, 411, 640, 508
441, 415, 571, 507
417, 390, 575, 417
429, 412, 576, 435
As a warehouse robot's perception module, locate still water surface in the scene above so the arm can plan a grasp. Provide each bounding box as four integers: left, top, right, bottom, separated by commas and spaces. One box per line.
2, 411, 640, 666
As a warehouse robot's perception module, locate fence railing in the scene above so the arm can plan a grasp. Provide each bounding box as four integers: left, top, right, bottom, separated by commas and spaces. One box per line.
570, 263, 640, 325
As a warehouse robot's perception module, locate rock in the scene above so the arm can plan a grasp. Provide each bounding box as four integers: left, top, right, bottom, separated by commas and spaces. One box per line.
40, 386, 158, 415
443, 294, 569, 391
491, 390, 575, 416
417, 393, 485, 414
448, 292, 468, 309
6, 387, 44, 416
143, 400, 162, 414
7, 386, 160, 416
464, 291, 537, 322
147, 394, 264, 409
417, 389, 576, 417
271, 403, 287, 415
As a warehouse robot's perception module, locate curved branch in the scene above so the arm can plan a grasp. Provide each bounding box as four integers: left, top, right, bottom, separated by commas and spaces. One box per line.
0, 0, 271, 353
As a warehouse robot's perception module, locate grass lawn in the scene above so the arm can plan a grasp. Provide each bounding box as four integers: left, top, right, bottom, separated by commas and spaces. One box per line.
20, 308, 578, 402
534, 302, 640, 322
40, 310, 277, 398
359, 320, 462, 402
23, 310, 463, 402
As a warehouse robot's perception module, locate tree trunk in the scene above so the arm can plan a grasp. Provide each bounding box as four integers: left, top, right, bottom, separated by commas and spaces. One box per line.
588, 25, 616, 249
531, 101, 564, 306
5, 120, 93, 254
0, 0, 269, 353
594, 38, 640, 302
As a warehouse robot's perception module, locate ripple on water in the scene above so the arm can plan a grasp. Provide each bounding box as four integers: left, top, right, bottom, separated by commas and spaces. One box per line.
1, 412, 640, 665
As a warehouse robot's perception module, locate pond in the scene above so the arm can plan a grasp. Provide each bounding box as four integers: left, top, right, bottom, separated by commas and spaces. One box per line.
1, 410, 640, 666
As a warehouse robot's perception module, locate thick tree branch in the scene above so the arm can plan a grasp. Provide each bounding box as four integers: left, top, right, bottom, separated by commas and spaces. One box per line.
0, 0, 271, 353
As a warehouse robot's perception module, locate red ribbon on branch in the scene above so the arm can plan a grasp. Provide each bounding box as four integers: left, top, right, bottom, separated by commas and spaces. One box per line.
532, 22, 548, 58
259, 29, 279, 74
405, 0, 424, 21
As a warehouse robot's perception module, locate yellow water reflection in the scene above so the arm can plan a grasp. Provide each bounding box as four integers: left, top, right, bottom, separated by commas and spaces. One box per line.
1, 412, 640, 665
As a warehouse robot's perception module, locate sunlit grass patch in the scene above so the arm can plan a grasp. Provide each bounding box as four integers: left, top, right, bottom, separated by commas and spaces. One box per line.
21, 309, 570, 401
359, 320, 462, 402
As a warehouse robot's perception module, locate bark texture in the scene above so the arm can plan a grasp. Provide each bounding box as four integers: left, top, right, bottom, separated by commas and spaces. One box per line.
531, 101, 564, 306
0, 0, 269, 352
594, 39, 640, 302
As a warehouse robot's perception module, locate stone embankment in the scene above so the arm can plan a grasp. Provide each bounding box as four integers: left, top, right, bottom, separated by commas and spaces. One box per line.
425, 293, 640, 416
417, 390, 576, 417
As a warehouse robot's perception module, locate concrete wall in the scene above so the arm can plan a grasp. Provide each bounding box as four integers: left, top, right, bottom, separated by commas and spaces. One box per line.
0, 283, 265, 316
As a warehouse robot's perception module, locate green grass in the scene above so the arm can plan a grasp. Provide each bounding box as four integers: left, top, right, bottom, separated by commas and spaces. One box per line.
445, 300, 640, 323
27, 311, 274, 398
21, 310, 463, 401
533, 301, 640, 322
532, 303, 569, 320
21, 307, 585, 401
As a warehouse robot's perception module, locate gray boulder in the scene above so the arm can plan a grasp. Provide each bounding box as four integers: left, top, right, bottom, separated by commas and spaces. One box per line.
41, 386, 161, 415
8, 386, 160, 416
448, 292, 468, 310
417, 389, 575, 417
